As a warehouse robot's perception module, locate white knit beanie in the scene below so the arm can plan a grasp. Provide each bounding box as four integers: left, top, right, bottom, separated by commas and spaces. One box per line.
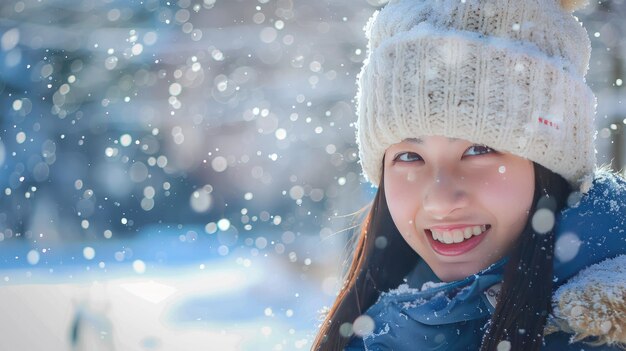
356, 0, 597, 189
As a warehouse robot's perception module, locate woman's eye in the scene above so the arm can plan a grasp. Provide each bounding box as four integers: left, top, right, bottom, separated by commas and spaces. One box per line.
464, 145, 495, 156
393, 152, 422, 162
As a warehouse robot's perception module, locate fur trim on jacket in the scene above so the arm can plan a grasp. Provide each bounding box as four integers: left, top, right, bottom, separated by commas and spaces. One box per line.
546, 254, 626, 349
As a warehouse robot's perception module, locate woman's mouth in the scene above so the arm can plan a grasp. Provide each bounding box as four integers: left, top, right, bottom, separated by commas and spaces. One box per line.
425, 225, 491, 256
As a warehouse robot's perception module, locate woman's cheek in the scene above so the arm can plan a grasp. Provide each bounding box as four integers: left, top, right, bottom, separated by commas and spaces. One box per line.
386, 174, 420, 228
480, 163, 533, 212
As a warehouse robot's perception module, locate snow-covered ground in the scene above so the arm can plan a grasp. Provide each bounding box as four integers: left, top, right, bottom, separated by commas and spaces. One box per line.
0, 224, 346, 350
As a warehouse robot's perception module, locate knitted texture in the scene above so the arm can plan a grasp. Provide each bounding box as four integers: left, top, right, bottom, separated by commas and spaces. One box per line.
356, 0, 597, 188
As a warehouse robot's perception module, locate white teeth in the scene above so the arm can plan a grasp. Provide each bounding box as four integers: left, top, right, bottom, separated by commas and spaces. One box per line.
430, 225, 489, 244
463, 227, 473, 239
452, 230, 464, 243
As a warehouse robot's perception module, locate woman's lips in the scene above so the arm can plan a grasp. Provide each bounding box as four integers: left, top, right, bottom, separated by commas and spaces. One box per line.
425, 225, 491, 256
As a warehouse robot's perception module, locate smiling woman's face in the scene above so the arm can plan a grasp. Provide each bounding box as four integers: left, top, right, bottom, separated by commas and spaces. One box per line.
383, 135, 535, 282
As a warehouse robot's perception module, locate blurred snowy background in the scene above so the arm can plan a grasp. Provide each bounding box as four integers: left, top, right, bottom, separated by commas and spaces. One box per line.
0, 0, 625, 350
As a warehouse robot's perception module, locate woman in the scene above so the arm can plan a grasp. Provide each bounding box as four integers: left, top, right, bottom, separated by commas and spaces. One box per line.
313, 0, 626, 350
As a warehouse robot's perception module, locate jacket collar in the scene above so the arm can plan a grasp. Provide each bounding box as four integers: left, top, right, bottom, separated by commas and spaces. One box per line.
373, 257, 507, 325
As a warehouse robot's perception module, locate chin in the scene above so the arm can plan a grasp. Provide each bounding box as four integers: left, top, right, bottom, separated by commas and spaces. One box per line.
431, 263, 482, 282
433, 267, 469, 282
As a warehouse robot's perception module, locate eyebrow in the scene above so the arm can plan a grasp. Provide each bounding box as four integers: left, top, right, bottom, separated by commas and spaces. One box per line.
402, 137, 459, 144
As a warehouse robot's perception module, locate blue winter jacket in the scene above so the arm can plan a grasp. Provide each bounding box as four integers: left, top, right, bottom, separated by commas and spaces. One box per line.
345, 171, 626, 350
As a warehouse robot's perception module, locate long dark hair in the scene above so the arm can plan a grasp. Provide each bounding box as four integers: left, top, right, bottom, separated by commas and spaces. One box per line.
480, 163, 571, 350
311, 167, 417, 350
312, 162, 571, 351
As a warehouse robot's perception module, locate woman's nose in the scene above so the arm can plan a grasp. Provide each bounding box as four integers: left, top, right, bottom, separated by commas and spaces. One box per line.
422, 171, 468, 219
